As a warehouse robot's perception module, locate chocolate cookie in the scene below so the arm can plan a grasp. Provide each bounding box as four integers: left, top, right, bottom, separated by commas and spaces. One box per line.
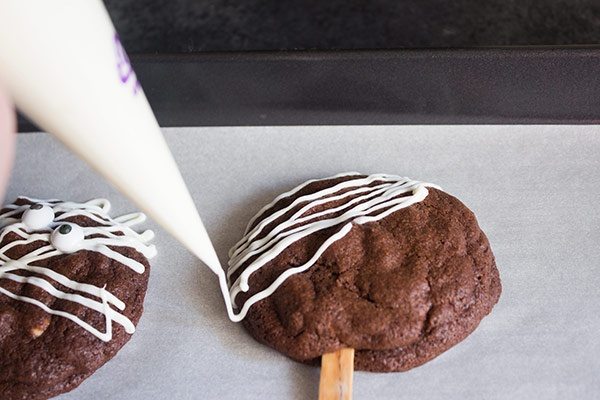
227, 173, 501, 372
0, 197, 156, 399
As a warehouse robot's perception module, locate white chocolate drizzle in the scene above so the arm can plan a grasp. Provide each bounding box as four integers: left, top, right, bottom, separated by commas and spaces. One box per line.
0, 197, 156, 341
225, 173, 438, 322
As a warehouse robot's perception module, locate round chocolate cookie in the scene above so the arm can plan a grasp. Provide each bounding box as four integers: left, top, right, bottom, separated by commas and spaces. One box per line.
0, 197, 156, 399
227, 173, 501, 372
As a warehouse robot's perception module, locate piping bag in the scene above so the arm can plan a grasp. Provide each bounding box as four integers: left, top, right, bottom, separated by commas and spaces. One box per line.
0, 0, 238, 320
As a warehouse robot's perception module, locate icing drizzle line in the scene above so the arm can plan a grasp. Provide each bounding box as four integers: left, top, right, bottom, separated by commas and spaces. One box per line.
224, 172, 438, 322
0, 197, 156, 341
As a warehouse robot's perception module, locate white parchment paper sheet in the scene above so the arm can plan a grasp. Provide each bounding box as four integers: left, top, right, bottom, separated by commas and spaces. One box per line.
6, 125, 600, 400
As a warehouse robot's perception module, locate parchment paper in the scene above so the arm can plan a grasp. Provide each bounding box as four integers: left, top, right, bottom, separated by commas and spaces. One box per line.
6, 125, 600, 400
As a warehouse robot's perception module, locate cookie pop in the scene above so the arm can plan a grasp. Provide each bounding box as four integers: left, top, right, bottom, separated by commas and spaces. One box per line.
0, 196, 156, 398
227, 173, 501, 398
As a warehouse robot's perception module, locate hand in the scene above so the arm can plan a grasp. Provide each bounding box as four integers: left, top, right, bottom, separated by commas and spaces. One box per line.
0, 85, 15, 202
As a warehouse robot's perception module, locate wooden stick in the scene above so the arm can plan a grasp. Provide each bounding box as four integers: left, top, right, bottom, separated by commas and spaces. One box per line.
318, 348, 355, 400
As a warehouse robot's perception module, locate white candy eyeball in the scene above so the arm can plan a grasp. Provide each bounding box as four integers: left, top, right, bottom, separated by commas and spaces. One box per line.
51, 223, 84, 253
22, 203, 55, 230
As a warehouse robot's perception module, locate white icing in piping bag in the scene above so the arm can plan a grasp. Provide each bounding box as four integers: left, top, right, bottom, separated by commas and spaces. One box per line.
0, 2, 223, 278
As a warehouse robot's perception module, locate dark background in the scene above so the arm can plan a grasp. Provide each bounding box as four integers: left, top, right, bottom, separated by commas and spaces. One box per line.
19, 1, 600, 130
104, 0, 600, 53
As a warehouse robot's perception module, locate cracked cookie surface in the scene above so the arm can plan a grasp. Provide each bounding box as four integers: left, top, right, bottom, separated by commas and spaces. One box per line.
232, 174, 501, 372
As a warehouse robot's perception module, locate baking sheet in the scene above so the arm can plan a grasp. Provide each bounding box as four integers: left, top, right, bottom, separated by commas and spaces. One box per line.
6, 125, 600, 399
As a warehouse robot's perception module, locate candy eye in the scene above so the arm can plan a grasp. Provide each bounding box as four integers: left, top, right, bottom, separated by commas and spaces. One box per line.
51, 223, 84, 253
22, 203, 55, 230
